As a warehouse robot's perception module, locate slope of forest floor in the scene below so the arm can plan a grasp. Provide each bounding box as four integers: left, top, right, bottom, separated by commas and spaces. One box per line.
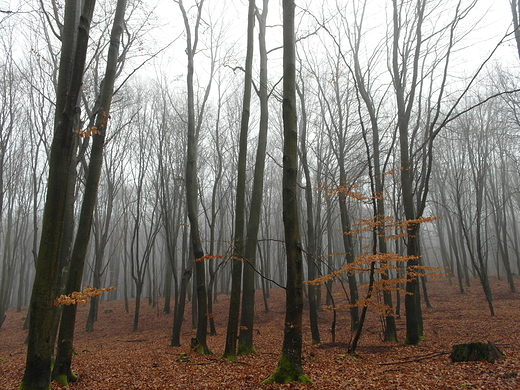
1, 277, 519, 389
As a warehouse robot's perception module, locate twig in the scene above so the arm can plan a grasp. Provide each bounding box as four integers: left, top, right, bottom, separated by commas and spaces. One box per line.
377, 351, 449, 365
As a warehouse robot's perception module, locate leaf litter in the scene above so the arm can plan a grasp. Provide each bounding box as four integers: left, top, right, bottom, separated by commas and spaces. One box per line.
0, 278, 519, 389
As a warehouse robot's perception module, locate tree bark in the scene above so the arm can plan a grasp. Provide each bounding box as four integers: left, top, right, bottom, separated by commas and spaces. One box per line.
296, 80, 320, 345
391, 0, 425, 345
52, 1, 126, 384
19, 1, 96, 388
263, 0, 311, 384
223, 0, 255, 360
238, 0, 271, 355
177, 0, 211, 354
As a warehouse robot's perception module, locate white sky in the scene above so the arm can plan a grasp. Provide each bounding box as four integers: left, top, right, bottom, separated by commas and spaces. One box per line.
144, 1, 519, 80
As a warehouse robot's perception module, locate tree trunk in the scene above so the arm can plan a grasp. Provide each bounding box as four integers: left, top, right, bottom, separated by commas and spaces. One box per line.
171, 262, 193, 346
391, 0, 425, 345
263, 0, 310, 384
178, 0, 210, 354
350, 14, 397, 341
296, 80, 320, 345
238, 0, 271, 355
52, 1, 126, 383
171, 214, 190, 346
20, 1, 96, 388
223, 0, 255, 360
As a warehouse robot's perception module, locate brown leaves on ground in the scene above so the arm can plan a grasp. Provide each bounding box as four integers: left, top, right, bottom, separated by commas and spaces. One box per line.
1, 278, 519, 389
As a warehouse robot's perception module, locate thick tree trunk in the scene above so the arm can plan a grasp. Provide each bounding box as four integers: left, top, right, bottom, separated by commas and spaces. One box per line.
50, 155, 77, 348
53, 1, 126, 383
264, 0, 310, 384
19, 1, 97, 389
391, 0, 425, 345
404, 224, 423, 345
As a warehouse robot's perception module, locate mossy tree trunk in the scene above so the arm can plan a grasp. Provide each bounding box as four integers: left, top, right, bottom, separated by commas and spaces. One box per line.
264, 0, 311, 384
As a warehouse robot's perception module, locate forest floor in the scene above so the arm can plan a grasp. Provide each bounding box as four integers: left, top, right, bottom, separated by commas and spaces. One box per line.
1, 277, 520, 389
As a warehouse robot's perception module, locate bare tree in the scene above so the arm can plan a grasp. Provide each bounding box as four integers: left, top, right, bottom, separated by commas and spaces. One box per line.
20, 1, 97, 388
263, 0, 311, 384
222, 0, 256, 360
175, 0, 212, 354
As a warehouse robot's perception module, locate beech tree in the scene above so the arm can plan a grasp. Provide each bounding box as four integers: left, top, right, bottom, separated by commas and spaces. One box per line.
176, 0, 211, 354
52, 0, 127, 384
389, 0, 480, 345
344, 0, 398, 342
263, 0, 311, 384
238, 0, 274, 355
19, 1, 97, 388
0, 25, 19, 330
223, 0, 255, 360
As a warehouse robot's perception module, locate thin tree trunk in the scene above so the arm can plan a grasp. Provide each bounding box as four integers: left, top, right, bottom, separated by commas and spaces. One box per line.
238, 0, 271, 355
177, 0, 210, 354
296, 80, 320, 345
171, 213, 190, 346
223, 0, 255, 360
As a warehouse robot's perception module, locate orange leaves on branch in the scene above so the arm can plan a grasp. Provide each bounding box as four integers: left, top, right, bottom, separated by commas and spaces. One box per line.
195, 254, 223, 262
382, 169, 399, 175
54, 286, 116, 306
346, 215, 439, 238
305, 252, 417, 287
75, 108, 111, 138
98, 108, 110, 129
76, 126, 101, 138
392, 216, 439, 230
319, 182, 370, 202
406, 265, 448, 279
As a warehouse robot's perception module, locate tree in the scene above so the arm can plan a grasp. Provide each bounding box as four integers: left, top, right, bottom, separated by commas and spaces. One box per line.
52, 0, 127, 384
238, 0, 272, 355
19, 1, 97, 388
0, 23, 20, 330
223, 0, 255, 360
345, 0, 398, 342
389, 0, 480, 345
176, 0, 211, 354
511, 0, 520, 61
454, 99, 501, 316
296, 75, 320, 344
263, 0, 311, 384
